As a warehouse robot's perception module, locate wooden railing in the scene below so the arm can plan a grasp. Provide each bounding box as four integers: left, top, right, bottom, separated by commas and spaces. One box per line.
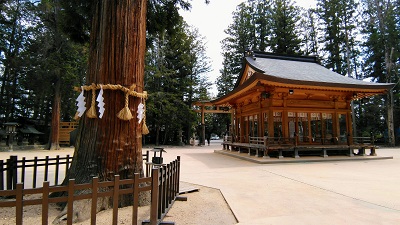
222, 135, 377, 158
0, 155, 73, 190
1, 152, 150, 190
0, 156, 181, 225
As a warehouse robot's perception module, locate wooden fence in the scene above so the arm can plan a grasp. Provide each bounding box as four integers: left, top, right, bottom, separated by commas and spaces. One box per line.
0, 156, 181, 225
0, 155, 73, 190
0, 152, 150, 191
59, 122, 78, 146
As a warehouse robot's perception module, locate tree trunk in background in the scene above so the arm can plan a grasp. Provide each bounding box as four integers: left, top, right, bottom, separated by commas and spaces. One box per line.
386, 47, 395, 146
55, 0, 148, 221
47, 76, 61, 150
387, 91, 395, 146
375, 0, 395, 146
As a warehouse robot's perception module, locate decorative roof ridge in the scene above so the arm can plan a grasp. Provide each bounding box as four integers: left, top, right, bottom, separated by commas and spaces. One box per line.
252, 51, 319, 64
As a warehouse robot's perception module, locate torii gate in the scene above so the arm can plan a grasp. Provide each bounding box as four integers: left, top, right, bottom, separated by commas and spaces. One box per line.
192, 101, 232, 145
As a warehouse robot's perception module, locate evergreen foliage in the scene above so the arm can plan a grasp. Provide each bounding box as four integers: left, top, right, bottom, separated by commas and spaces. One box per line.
359, 0, 400, 145
145, 18, 211, 145
218, 0, 399, 145
219, 0, 303, 95
0, 0, 399, 145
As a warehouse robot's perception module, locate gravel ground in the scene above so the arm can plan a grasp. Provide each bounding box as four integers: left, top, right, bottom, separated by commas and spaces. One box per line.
0, 145, 238, 225
0, 183, 237, 225
162, 183, 237, 225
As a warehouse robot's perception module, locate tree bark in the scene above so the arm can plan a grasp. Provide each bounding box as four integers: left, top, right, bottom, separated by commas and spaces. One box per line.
56, 0, 148, 222
70, 0, 147, 183
386, 90, 395, 146
47, 76, 61, 150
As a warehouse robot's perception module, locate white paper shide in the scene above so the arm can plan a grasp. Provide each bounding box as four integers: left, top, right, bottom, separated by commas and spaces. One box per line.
137, 102, 145, 124
96, 86, 105, 118
76, 86, 86, 117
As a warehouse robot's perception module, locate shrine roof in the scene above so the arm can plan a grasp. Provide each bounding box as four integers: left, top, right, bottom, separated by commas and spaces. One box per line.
238, 51, 394, 89
20, 125, 44, 135
212, 51, 394, 105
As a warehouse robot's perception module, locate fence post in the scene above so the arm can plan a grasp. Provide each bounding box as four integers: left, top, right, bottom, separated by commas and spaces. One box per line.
145, 150, 150, 177
167, 162, 173, 207
132, 173, 139, 224
174, 156, 186, 202
12, 156, 18, 190
21, 158, 26, 189
44, 156, 49, 182
112, 175, 120, 225
0, 160, 4, 190
6, 155, 17, 190
91, 177, 99, 225
177, 156, 181, 194
55, 155, 60, 185
42, 181, 50, 225
65, 155, 71, 178
158, 166, 165, 219
15, 183, 23, 225
173, 159, 178, 197
33, 157, 38, 188
149, 167, 159, 225
6, 157, 12, 190
67, 179, 75, 225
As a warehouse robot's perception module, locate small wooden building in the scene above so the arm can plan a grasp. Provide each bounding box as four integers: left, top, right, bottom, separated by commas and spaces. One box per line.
210, 51, 394, 157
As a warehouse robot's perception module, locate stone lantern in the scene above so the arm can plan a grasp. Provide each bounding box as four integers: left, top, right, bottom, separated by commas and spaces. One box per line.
4, 122, 18, 151
151, 147, 167, 164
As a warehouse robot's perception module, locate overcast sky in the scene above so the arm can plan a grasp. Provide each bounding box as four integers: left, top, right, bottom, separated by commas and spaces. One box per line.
180, 0, 317, 96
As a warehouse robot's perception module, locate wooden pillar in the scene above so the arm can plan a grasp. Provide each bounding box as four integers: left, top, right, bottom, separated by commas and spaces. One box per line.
233, 106, 238, 142
241, 116, 245, 142
347, 110, 353, 145
283, 111, 288, 138
259, 97, 263, 137
201, 104, 205, 145
231, 108, 235, 136
307, 113, 312, 144
268, 110, 274, 138
267, 94, 274, 137
238, 107, 244, 142
333, 98, 339, 139
283, 94, 288, 138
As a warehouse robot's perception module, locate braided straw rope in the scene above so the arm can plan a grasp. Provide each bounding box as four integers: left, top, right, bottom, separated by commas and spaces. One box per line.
142, 100, 149, 135
117, 92, 133, 120
74, 83, 148, 99
74, 83, 149, 134
86, 88, 98, 118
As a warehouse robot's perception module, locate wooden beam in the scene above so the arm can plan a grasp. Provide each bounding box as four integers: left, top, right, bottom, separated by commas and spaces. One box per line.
193, 109, 232, 114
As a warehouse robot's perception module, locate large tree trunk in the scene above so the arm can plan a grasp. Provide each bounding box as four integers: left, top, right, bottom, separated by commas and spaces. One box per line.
55, 0, 148, 223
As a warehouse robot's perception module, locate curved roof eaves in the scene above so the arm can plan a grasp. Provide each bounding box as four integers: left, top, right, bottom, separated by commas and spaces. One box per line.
245, 56, 395, 89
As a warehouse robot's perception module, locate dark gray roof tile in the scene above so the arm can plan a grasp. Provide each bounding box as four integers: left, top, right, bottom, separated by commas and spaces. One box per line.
246, 56, 390, 87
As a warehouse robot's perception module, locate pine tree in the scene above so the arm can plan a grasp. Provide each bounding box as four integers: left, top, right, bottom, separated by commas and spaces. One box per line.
270, 0, 302, 54
218, 0, 304, 97
221, 2, 256, 76
145, 18, 210, 145
0, 0, 37, 122
361, 0, 400, 146
299, 8, 320, 55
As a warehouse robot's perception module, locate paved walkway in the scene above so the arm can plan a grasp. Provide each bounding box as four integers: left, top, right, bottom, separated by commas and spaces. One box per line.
156, 141, 400, 225
2, 141, 400, 224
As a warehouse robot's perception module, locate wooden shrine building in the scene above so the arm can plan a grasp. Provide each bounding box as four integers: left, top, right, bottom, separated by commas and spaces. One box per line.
207, 51, 395, 158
